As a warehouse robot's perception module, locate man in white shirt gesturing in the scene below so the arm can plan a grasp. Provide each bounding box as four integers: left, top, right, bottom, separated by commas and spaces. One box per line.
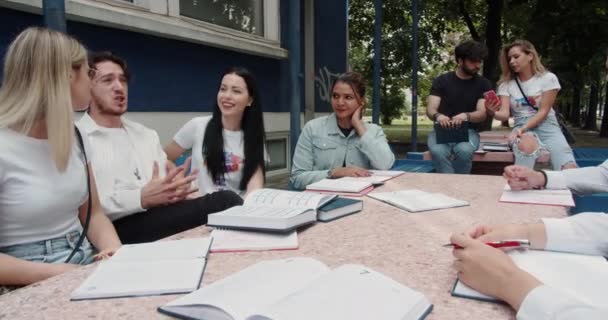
449, 161, 608, 320
77, 52, 243, 243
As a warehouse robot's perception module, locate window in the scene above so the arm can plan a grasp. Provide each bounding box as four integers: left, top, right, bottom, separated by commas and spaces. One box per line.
265, 132, 290, 176
2, 0, 284, 58
180, 0, 265, 36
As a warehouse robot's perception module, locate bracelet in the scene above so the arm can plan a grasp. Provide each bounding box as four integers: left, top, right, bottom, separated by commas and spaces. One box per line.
465, 112, 471, 122
535, 170, 548, 189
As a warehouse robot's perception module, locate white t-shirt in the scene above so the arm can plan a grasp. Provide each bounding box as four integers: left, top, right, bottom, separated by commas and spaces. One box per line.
497, 71, 561, 119
0, 128, 89, 247
173, 116, 246, 195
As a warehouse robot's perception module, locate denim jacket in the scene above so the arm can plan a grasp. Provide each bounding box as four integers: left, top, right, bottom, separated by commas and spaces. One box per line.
290, 113, 395, 190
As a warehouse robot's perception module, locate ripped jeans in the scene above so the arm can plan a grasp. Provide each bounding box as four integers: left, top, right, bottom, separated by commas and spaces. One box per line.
512, 114, 576, 170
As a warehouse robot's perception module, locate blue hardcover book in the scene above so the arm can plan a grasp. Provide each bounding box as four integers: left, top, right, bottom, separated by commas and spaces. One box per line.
317, 197, 363, 222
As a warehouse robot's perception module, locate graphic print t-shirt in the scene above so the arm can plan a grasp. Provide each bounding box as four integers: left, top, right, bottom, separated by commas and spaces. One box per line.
173, 116, 245, 195
497, 71, 561, 119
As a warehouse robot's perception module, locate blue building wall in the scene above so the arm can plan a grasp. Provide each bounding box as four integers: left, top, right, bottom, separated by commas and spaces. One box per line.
0, 2, 347, 114
314, 0, 348, 113
0, 7, 282, 112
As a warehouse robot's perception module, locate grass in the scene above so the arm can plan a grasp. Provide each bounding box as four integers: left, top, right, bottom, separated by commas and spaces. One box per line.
379, 117, 607, 146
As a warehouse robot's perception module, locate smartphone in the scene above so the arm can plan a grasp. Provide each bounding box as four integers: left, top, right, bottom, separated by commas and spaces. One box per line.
483, 90, 500, 104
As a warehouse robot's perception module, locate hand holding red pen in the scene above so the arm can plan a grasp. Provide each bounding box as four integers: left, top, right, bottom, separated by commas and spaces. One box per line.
444, 239, 530, 249
450, 232, 542, 310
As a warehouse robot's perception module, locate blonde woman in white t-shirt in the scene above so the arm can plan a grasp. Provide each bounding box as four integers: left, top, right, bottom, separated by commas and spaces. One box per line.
165, 67, 266, 197
0, 27, 121, 291
486, 39, 576, 170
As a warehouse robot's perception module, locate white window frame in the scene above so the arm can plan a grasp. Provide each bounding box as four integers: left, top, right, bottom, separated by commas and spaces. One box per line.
0, 0, 285, 59
265, 131, 290, 177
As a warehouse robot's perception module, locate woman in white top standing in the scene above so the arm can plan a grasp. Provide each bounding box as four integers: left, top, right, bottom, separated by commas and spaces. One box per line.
0, 27, 121, 290
486, 39, 576, 170
165, 67, 266, 196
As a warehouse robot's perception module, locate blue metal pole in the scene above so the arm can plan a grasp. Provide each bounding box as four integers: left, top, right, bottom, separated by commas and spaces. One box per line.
43, 0, 67, 32
289, 0, 302, 157
371, 0, 382, 124
410, 0, 419, 152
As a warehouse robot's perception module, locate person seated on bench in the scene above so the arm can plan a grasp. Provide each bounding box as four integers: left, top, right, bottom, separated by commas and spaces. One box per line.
449, 161, 608, 319
0, 28, 121, 293
426, 40, 492, 174
289, 72, 394, 190
485, 39, 577, 170
165, 67, 267, 198
77, 52, 243, 244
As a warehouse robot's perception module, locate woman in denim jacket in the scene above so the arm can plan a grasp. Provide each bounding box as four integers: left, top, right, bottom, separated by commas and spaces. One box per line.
290, 72, 395, 190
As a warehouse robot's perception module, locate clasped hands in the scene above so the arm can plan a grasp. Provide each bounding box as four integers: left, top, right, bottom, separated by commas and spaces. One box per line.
140, 157, 199, 209
436, 113, 468, 129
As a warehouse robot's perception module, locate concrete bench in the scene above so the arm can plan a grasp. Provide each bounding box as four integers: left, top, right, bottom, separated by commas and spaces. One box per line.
422, 131, 551, 174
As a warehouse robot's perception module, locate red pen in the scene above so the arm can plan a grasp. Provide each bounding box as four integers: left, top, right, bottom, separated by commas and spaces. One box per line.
443, 239, 530, 249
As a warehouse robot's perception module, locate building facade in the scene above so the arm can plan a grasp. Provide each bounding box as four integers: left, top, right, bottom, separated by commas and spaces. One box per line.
0, 0, 347, 176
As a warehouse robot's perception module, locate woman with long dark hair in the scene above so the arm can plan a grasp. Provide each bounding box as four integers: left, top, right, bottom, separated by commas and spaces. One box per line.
166, 67, 266, 196
290, 71, 394, 190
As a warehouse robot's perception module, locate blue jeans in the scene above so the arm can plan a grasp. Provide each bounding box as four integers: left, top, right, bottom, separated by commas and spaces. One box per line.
0, 231, 96, 265
512, 114, 576, 170
427, 129, 480, 174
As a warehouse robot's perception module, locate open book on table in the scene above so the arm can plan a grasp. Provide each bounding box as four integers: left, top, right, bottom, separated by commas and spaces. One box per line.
452, 249, 608, 307
71, 238, 211, 300
305, 177, 374, 196
207, 189, 336, 232
499, 184, 575, 207
210, 229, 299, 253
367, 189, 469, 212
158, 257, 433, 320
338, 170, 406, 186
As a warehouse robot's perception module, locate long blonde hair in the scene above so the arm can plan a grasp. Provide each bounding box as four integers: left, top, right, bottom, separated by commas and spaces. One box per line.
0, 27, 87, 171
498, 39, 546, 84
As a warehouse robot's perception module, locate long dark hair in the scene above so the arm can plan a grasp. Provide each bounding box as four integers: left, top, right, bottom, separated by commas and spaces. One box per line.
202, 67, 266, 190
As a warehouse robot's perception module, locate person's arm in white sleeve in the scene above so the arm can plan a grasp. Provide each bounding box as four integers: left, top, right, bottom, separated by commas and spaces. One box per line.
165, 118, 200, 162
542, 212, 608, 256
517, 285, 608, 320
517, 212, 608, 319
545, 160, 608, 194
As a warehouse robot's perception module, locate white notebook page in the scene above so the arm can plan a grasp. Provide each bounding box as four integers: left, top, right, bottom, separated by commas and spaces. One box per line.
164, 258, 330, 320
251, 264, 430, 320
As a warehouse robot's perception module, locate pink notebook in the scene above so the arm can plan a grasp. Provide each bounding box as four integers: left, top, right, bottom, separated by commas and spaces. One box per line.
499, 185, 575, 207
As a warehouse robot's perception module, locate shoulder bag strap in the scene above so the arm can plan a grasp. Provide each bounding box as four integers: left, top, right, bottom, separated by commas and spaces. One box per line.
65, 126, 92, 263
514, 76, 539, 111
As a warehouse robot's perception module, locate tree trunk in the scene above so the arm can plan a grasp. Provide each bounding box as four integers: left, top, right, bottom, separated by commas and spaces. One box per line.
583, 81, 599, 131
569, 86, 582, 127
600, 82, 608, 137
479, 0, 503, 131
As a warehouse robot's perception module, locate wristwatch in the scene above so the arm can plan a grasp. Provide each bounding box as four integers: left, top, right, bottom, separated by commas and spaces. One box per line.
327, 169, 334, 179
432, 112, 441, 121
465, 112, 471, 122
